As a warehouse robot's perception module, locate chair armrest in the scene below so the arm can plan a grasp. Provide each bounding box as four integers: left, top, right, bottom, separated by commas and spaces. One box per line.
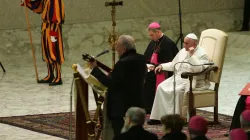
181, 66, 218, 79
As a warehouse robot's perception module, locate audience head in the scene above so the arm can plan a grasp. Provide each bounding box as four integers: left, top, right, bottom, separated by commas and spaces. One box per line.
229, 128, 248, 140
121, 107, 146, 133
240, 110, 250, 129
116, 35, 136, 57
147, 22, 163, 41
184, 33, 198, 51
188, 116, 208, 138
160, 114, 185, 134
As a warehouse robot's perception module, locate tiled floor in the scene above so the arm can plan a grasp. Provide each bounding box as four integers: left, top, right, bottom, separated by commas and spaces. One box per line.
1, 31, 250, 139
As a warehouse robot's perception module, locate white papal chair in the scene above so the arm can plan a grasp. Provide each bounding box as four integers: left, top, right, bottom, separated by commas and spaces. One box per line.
181, 29, 228, 123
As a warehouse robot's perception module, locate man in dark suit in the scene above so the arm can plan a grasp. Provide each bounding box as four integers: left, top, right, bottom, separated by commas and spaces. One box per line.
113, 107, 158, 140
89, 35, 147, 136
225, 109, 250, 138
224, 94, 250, 137
229, 96, 249, 131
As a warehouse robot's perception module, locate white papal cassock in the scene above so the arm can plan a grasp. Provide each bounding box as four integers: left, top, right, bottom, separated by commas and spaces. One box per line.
150, 46, 211, 120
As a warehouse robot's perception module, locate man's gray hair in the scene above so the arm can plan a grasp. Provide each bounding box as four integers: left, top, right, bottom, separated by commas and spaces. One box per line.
126, 107, 146, 125
119, 35, 136, 51
240, 114, 250, 128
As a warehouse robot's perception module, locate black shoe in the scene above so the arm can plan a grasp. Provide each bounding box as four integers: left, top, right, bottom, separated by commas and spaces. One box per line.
37, 77, 54, 83
49, 79, 63, 86
147, 119, 161, 125
224, 133, 229, 137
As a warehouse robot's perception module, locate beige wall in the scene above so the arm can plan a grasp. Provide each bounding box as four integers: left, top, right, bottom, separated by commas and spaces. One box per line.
0, 0, 245, 67
0, 0, 243, 29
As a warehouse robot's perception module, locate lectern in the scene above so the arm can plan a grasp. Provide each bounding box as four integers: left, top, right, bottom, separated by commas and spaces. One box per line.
71, 63, 112, 140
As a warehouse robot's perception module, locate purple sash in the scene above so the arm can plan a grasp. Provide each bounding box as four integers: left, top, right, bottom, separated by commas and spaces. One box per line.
150, 52, 166, 91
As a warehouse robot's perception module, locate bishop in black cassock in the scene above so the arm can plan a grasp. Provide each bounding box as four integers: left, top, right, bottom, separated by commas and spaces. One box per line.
143, 22, 179, 114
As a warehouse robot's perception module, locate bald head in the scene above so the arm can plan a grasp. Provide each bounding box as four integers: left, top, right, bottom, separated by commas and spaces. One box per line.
116, 35, 136, 57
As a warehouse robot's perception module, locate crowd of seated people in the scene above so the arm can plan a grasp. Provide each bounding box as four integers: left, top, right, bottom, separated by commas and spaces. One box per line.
113, 107, 211, 140
113, 107, 250, 140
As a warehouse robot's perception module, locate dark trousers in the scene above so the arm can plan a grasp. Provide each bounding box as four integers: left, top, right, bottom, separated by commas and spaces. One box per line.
111, 117, 124, 136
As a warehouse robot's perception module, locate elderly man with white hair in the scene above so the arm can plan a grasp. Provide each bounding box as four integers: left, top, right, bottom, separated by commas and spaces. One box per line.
89, 35, 147, 136
147, 33, 211, 125
113, 107, 158, 140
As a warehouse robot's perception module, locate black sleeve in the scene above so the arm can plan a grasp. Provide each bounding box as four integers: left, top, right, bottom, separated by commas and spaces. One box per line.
91, 61, 126, 87
108, 61, 126, 85
144, 42, 154, 63
158, 40, 179, 63
158, 37, 179, 63
91, 67, 110, 87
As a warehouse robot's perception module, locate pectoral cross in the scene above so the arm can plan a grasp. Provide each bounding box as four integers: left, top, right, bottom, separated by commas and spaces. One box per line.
105, 0, 123, 69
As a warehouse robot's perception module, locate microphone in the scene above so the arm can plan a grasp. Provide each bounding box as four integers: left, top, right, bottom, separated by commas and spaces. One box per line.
95, 49, 110, 58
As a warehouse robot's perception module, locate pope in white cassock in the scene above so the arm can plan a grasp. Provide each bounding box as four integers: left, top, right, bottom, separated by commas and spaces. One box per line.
147, 33, 211, 125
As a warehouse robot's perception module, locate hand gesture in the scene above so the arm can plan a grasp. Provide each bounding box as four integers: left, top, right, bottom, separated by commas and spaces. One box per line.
189, 47, 195, 56
154, 65, 162, 74
88, 60, 97, 69
147, 65, 155, 71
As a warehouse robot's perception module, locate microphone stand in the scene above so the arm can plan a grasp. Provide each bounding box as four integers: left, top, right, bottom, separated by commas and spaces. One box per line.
0, 62, 6, 73
69, 77, 74, 140
173, 61, 214, 114
175, 0, 184, 49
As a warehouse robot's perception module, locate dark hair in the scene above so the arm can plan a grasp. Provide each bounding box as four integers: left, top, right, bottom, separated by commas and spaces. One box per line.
160, 114, 185, 133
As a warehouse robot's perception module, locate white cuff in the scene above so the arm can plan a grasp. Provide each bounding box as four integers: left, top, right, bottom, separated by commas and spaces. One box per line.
51, 36, 57, 42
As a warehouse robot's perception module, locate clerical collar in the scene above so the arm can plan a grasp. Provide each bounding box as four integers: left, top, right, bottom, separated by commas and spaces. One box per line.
155, 33, 164, 42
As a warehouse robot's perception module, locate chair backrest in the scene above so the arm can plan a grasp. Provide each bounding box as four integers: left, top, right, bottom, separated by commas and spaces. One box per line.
198, 29, 228, 83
